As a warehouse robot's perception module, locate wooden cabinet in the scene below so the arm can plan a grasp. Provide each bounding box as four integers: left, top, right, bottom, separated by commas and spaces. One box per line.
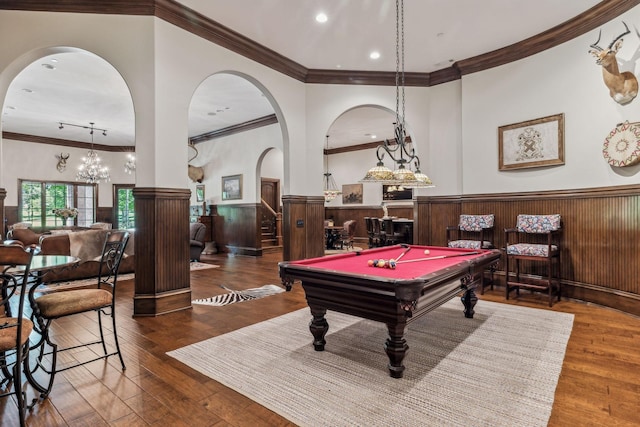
198, 215, 215, 242
198, 215, 224, 254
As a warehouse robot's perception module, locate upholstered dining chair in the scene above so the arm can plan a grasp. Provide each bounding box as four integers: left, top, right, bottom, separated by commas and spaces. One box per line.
29, 230, 130, 398
0, 245, 35, 426
446, 214, 495, 293
446, 214, 495, 250
504, 214, 562, 307
339, 220, 357, 250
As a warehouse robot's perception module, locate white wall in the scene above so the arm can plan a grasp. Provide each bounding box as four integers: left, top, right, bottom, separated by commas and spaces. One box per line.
0, 10, 303, 205
1, 139, 135, 206
460, 8, 640, 194
3, 6, 640, 209
188, 124, 283, 205
311, 8, 640, 199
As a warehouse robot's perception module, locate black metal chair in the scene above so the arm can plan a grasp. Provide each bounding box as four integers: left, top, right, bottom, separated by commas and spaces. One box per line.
381, 218, 405, 246
28, 230, 130, 398
0, 245, 36, 426
365, 217, 382, 248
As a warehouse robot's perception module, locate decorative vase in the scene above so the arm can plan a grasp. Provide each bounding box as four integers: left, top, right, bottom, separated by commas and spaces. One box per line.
66, 217, 74, 227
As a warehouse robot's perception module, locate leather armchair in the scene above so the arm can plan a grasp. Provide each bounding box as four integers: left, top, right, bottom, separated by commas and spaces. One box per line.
190, 222, 207, 261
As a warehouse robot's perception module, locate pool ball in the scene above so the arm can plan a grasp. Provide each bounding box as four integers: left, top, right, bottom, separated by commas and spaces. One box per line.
424, 249, 430, 255
367, 259, 374, 267
388, 260, 396, 269
377, 259, 386, 268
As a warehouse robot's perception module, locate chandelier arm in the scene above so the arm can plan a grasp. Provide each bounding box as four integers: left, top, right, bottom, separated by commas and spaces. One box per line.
376, 145, 389, 163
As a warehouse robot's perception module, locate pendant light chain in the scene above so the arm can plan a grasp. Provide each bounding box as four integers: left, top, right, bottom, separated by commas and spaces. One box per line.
395, 0, 405, 130
400, 0, 405, 130
360, 0, 433, 188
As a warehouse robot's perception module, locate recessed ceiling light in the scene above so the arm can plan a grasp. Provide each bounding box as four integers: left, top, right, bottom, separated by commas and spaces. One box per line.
315, 13, 328, 23
22, 88, 33, 93
369, 51, 380, 60
5, 106, 15, 110
371, 134, 377, 139
207, 112, 217, 116
336, 64, 342, 69
50, 58, 58, 63
41, 63, 55, 70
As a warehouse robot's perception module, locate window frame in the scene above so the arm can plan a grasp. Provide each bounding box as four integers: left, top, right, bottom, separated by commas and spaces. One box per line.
113, 184, 135, 230
18, 179, 98, 230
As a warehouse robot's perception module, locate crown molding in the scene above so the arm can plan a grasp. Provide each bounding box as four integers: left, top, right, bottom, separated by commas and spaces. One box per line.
0, 0, 638, 86
2, 132, 134, 152
189, 114, 278, 144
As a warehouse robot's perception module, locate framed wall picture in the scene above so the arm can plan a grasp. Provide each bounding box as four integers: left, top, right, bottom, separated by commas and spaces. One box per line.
498, 113, 565, 171
222, 174, 242, 200
342, 184, 363, 204
195, 184, 205, 202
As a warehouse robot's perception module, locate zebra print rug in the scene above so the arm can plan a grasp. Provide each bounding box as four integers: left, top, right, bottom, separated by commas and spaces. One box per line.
192, 284, 285, 306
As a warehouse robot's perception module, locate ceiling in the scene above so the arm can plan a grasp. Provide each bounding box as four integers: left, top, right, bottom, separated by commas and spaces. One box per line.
0, 1, 602, 150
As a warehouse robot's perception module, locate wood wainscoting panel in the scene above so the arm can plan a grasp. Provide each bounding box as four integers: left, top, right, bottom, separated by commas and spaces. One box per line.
132, 187, 191, 316
216, 203, 261, 256
414, 185, 640, 316
282, 196, 324, 261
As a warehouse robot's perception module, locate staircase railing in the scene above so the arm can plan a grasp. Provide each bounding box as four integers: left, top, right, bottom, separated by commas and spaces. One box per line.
260, 198, 282, 246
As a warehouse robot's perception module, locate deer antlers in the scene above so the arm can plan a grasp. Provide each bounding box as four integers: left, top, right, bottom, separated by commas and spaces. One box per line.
589, 21, 638, 105
590, 21, 631, 52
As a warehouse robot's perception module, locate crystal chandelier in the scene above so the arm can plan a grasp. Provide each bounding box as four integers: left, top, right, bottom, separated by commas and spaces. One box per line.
60, 121, 111, 184
360, 0, 434, 189
124, 153, 136, 174
323, 135, 342, 202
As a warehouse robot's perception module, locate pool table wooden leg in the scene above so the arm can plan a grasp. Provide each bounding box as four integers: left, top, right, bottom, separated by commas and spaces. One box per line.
461, 288, 478, 319
308, 306, 329, 351
384, 322, 409, 378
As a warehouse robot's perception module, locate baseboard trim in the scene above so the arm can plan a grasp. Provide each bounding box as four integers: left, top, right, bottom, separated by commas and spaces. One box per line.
133, 288, 192, 317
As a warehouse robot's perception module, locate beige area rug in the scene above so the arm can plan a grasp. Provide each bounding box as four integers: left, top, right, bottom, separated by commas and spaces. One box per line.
39, 261, 219, 292
167, 299, 574, 427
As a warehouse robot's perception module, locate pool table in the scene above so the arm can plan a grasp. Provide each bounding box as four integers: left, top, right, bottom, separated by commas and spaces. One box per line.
279, 244, 501, 378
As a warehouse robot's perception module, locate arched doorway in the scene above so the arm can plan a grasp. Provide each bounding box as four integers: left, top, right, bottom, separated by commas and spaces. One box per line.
187, 72, 285, 255
1, 48, 135, 231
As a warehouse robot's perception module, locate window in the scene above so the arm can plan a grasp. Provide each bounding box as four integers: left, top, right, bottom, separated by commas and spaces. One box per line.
114, 185, 135, 229
19, 179, 96, 228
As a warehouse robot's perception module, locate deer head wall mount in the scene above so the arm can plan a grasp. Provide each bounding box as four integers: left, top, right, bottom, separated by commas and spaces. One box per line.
56, 153, 70, 173
589, 22, 639, 105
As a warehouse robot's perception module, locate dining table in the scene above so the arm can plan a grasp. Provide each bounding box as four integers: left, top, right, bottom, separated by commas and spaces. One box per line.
9, 254, 81, 398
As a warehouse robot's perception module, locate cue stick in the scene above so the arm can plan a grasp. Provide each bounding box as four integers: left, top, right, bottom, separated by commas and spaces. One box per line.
396, 251, 481, 264
394, 244, 411, 262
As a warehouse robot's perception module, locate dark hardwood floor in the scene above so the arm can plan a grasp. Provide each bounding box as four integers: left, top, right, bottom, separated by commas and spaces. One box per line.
2, 251, 640, 426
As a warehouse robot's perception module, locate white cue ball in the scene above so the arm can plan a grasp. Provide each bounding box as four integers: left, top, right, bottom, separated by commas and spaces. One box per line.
424, 249, 430, 255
